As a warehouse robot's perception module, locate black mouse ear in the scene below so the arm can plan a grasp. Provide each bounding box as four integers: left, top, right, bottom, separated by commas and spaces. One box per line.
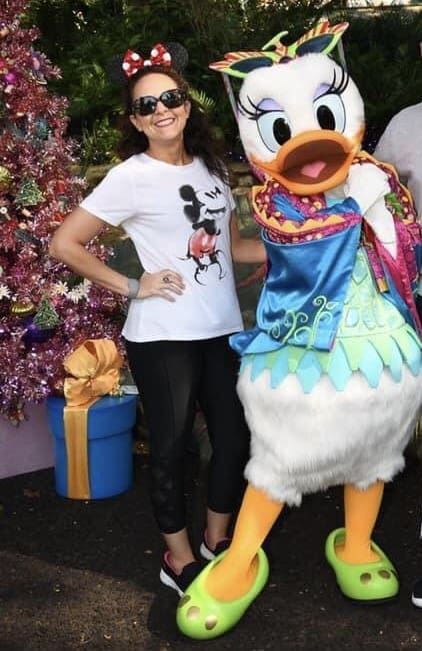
165, 42, 189, 73
107, 54, 127, 86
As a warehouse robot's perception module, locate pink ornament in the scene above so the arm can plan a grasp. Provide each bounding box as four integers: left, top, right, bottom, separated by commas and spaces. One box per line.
4, 71, 16, 84
32, 54, 41, 71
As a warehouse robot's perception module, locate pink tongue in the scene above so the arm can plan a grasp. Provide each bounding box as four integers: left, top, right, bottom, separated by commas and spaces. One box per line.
301, 160, 326, 178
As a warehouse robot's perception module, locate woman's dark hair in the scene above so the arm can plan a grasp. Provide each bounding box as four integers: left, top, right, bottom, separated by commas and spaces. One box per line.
116, 66, 228, 183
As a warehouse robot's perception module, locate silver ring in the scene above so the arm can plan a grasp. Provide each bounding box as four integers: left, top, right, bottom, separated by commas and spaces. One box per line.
163, 275, 170, 284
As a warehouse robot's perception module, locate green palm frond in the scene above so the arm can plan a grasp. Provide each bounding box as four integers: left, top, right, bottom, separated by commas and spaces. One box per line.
189, 88, 216, 114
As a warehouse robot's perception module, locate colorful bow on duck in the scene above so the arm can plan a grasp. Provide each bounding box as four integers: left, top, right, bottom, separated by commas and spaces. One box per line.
122, 43, 172, 77
63, 339, 123, 499
209, 19, 348, 79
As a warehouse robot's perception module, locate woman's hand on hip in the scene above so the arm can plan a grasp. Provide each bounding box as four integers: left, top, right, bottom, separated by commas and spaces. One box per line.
139, 270, 185, 301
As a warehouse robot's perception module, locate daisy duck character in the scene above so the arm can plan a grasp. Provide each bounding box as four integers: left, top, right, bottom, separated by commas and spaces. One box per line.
177, 20, 422, 640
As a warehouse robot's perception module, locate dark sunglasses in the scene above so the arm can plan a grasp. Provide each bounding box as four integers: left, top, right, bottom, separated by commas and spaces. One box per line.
132, 88, 187, 116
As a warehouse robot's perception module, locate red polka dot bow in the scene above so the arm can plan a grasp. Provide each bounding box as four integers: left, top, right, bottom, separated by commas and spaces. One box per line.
122, 44, 172, 77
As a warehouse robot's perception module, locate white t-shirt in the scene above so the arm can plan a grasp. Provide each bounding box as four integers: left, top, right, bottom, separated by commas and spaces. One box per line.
81, 153, 244, 342
374, 102, 422, 219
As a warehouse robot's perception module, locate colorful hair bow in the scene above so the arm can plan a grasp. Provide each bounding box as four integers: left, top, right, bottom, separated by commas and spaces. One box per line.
209, 20, 348, 79
122, 43, 172, 77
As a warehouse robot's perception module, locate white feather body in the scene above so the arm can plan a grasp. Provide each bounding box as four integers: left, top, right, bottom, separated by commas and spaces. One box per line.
238, 366, 422, 506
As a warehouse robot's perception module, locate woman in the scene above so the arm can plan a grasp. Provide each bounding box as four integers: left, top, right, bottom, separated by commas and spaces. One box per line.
49, 43, 266, 596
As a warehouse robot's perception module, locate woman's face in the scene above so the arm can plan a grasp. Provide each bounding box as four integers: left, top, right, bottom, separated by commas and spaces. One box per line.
129, 72, 190, 146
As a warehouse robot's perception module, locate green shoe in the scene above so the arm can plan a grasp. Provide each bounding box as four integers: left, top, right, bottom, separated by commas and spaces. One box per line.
325, 528, 399, 603
176, 548, 269, 640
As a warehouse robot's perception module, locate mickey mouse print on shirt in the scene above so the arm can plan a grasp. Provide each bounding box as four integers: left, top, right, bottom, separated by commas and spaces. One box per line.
179, 184, 227, 283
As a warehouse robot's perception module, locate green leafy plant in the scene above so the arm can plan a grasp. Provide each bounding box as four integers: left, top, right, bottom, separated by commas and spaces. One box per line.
79, 116, 120, 174
25, 1, 422, 164
189, 88, 216, 114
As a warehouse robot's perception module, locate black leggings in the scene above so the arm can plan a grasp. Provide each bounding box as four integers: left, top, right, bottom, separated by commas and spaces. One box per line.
125, 336, 250, 534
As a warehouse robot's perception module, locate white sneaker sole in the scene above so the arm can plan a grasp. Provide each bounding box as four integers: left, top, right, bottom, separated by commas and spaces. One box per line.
199, 542, 215, 561
411, 593, 422, 608
159, 568, 184, 597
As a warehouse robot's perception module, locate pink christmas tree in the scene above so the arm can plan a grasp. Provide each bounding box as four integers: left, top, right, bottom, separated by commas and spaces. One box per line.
0, 0, 126, 425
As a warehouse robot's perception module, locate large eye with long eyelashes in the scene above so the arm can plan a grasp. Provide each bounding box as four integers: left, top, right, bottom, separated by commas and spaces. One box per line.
313, 93, 346, 132
257, 111, 292, 153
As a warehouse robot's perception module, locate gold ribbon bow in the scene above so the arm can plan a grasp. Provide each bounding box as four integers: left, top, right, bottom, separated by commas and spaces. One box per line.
63, 339, 123, 499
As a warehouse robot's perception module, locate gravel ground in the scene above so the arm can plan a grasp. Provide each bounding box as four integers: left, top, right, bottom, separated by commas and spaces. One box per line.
1, 442, 422, 651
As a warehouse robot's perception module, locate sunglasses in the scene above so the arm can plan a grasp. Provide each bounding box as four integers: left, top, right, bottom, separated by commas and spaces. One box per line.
132, 88, 187, 116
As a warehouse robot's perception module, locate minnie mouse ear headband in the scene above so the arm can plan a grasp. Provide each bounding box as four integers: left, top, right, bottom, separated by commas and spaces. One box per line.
107, 41, 189, 86
122, 43, 172, 77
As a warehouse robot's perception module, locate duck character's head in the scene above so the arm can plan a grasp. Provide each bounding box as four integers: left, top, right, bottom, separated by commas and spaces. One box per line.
210, 20, 365, 196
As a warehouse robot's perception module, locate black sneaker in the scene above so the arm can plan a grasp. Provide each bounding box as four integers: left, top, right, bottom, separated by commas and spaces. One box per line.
199, 534, 231, 561
159, 551, 203, 597
411, 577, 422, 607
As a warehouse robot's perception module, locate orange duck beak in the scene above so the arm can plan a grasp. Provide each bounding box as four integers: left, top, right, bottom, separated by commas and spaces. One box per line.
251, 127, 364, 196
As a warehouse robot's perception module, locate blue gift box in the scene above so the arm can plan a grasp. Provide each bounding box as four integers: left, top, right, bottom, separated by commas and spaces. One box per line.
47, 394, 137, 499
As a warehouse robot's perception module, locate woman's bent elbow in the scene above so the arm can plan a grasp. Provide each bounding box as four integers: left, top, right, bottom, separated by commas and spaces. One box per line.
49, 235, 66, 261
48, 239, 59, 260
